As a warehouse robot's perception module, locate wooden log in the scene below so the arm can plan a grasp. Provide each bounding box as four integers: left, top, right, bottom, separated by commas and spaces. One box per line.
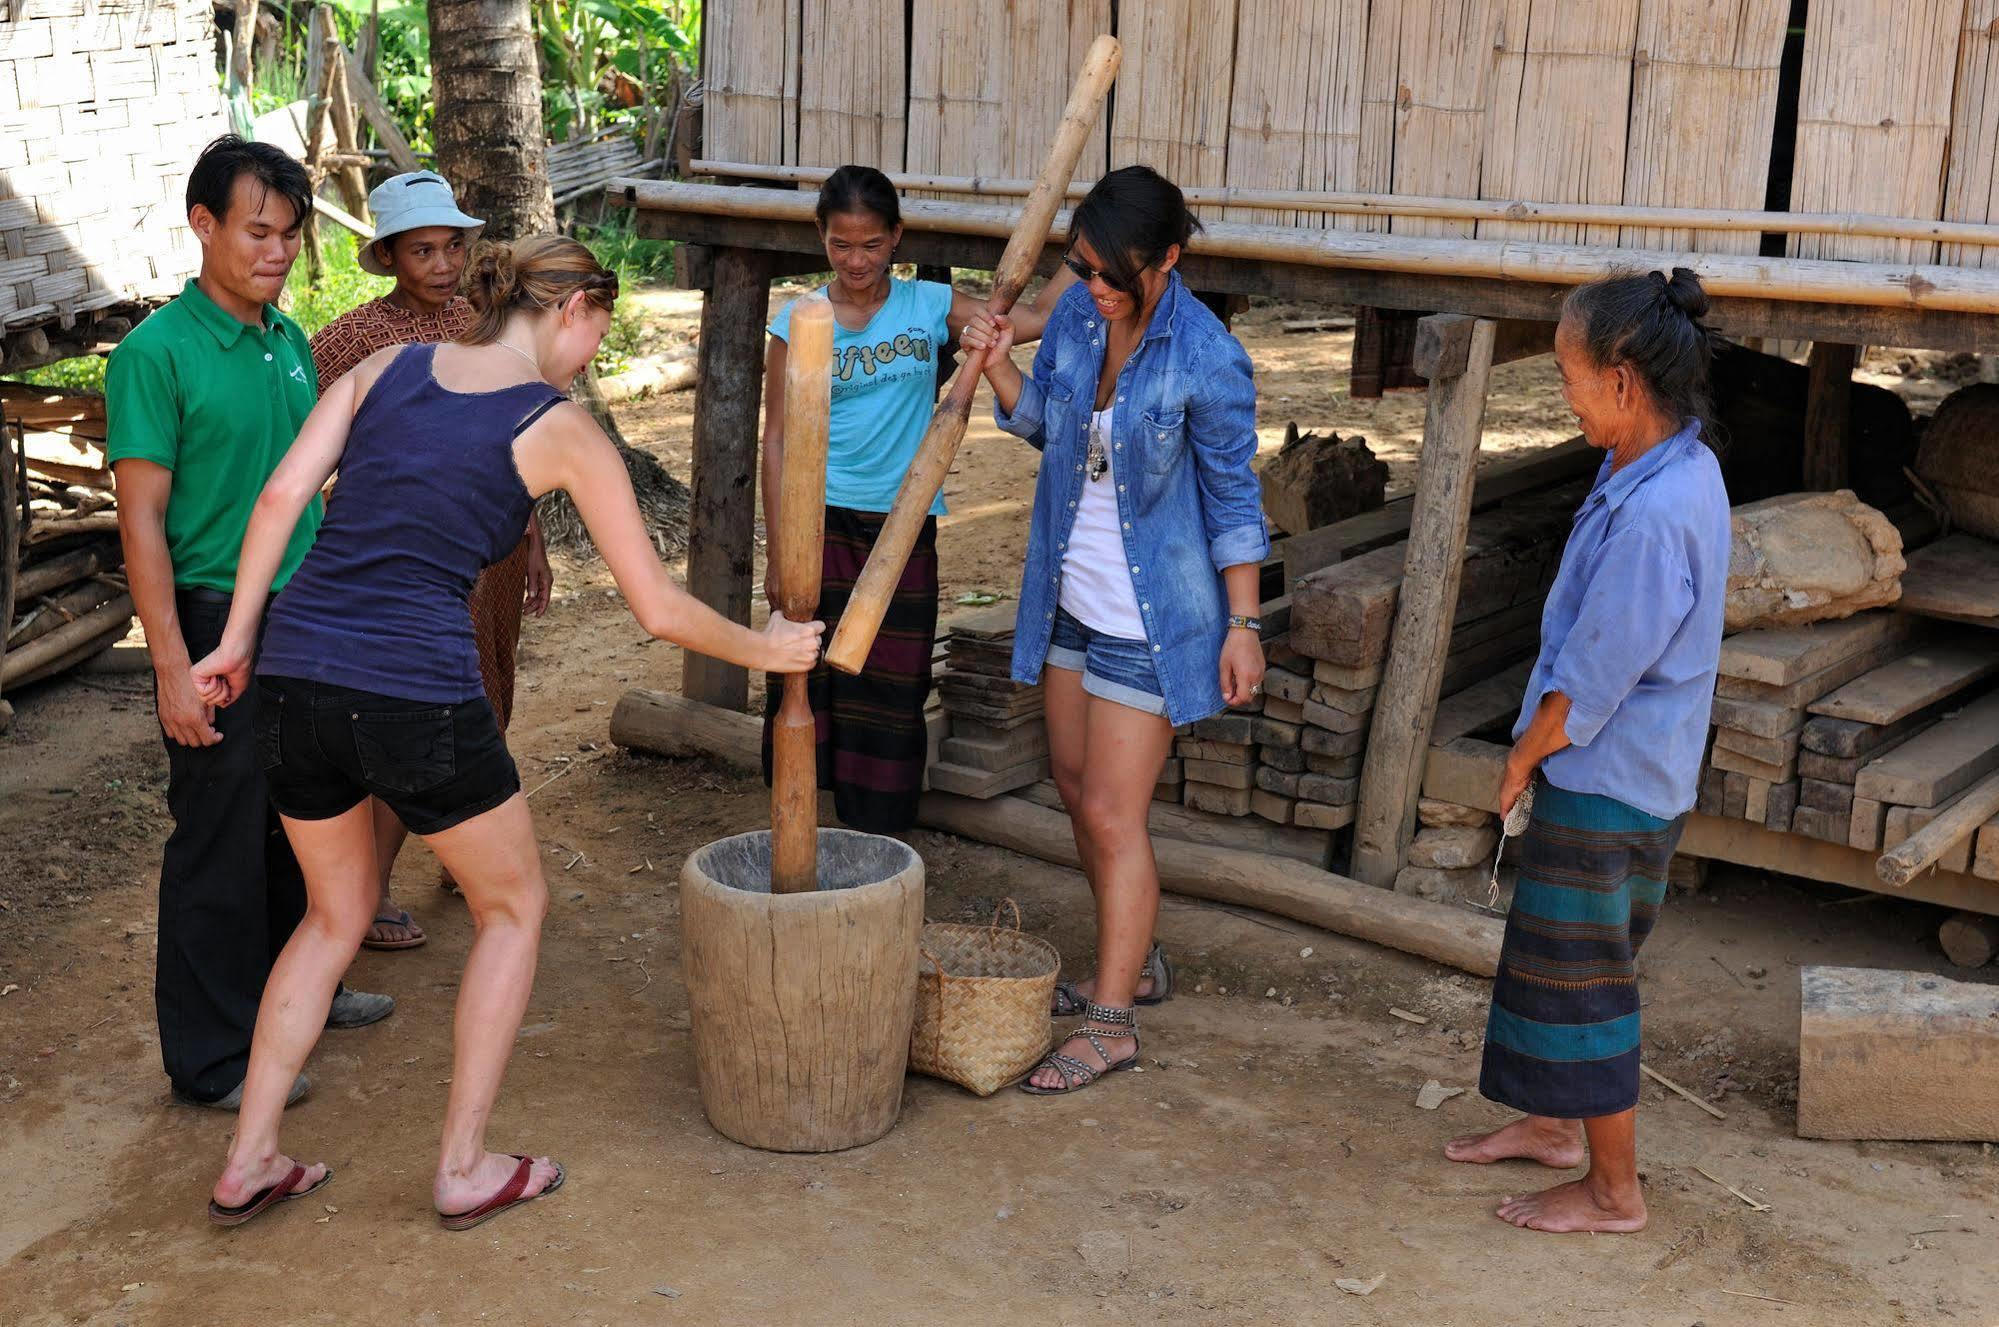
1012, 779, 1332, 867
5, 577, 123, 651
1855, 690, 1999, 807
769, 300, 832, 893
919, 792, 1503, 978
1879, 770, 1999, 887
825, 35, 1121, 674
1883, 797, 1977, 874
323, 41, 370, 218
0, 594, 132, 688
680, 829, 923, 1151
0, 422, 16, 696
12, 542, 116, 601
339, 45, 421, 174
1938, 910, 1999, 968
1803, 343, 1858, 491
683, 247, 774, 710
1351, 318, 1498, 888
626, 180, 1999, 316
611, 686, 764, 772
688, 159, 1999, 248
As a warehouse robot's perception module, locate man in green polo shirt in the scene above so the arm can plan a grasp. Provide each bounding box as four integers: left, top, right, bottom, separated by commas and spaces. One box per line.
108, 135, 393, 1110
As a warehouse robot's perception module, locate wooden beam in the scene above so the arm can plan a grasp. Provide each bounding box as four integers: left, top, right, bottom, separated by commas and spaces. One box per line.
340, 43, 422, 173
1349, 317, 1499, 887
323, 41, 370, 218
1412, 315, 1557, 379
918, 793, 1502, 977
1803, 342, 1858, 491
673, 242, 826, 293
621, 204, 1999, 354
312, 194, 374, 241
683, 247, 774, 710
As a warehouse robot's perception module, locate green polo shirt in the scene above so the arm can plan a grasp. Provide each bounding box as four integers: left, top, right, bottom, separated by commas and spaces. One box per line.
106, 279, 324, 593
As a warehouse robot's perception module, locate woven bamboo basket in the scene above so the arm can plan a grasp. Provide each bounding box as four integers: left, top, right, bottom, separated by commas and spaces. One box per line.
910, 900, 1058, 1096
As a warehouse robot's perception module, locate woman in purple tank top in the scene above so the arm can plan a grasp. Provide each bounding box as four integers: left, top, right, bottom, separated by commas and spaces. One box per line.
186, 235, 822, 1231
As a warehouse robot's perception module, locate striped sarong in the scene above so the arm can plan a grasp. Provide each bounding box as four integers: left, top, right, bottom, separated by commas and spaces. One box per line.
762, 505, 938, 834
1479, 780, 1685, 1119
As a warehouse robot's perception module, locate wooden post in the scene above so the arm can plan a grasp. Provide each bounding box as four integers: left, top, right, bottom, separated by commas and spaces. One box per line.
230, 0, 256, 90
301, 14, 340, 286
1804, 342, 1858, 492
325, 42, 371, 219
770, 300, 832, 893
683, 246, 774, 710
0, 421, 20, 705
1349, 315, 1499, 887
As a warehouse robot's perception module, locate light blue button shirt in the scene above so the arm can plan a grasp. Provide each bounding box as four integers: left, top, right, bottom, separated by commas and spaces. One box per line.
993, 274, 1270, 726
1513, 422, 1731, 820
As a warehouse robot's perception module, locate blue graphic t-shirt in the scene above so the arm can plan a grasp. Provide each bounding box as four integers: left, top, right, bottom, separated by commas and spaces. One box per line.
768, 277, 952, 516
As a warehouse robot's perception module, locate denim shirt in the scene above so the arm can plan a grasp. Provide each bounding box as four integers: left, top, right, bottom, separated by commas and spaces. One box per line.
994, 273, 1270, 725
1513, 422, 1731, 820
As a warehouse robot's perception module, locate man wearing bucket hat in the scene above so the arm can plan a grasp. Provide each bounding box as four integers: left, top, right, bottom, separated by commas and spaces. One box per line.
310, 170, 557, 952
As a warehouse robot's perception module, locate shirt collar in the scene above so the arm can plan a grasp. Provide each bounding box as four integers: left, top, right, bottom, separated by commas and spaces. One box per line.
178, 278, 273, 348
1592, 419, 1702, 513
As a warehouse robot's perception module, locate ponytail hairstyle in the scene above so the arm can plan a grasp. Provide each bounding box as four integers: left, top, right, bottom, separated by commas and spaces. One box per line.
460, 233, 620, 345
1562, 266, 1720, 445
1069, 165, 1202, 308
815, 164, 902, 230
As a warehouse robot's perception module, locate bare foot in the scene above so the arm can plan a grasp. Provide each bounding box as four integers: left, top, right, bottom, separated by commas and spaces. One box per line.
1025, 1029, 1136, 1092
1444, 1115, 1585, 1168
213, 1152, 328, 1209
1496, 1175, 1647, 1233
434, 1152, 561, 1217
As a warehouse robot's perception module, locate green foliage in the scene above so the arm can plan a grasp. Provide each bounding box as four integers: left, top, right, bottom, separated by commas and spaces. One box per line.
326, 0, 435, 152
16, 355, 106, 395
538, 0, 700, 143
576, 215, 677, 284
284, 231, 392, 338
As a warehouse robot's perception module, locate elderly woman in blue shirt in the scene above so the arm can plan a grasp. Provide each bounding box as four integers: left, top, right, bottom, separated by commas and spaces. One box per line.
962, 166, 1268, 1095
1444, 268, 1731, 1235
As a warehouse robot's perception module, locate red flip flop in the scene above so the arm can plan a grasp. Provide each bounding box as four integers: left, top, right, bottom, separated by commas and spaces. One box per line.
438, 1155, 565, 1232
207, 1163, 332, 1228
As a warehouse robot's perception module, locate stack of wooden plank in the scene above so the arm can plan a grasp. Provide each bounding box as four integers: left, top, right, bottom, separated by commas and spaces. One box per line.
2, 387, 133, 699
926, 606, 1046, 798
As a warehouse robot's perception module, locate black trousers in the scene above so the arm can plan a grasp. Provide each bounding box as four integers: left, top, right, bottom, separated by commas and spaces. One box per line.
154, 589, 307, 1101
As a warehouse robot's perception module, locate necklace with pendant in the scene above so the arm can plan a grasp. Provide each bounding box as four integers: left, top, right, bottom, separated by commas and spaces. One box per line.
1085, 414, 1109, 482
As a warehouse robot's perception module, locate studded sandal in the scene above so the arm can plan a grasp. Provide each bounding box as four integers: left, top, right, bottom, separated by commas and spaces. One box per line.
1049, 942, 1173, 1016
1018, 1002, 1140, 1095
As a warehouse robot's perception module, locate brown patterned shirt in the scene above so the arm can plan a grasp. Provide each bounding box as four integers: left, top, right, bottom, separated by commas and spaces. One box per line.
308, 294, 477, 394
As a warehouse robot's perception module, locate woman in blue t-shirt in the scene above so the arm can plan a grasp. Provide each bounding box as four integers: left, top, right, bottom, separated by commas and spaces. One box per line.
758, 165, 1074, 833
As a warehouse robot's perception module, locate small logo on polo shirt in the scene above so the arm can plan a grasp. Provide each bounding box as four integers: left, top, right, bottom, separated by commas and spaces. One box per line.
289, 364, 308, 385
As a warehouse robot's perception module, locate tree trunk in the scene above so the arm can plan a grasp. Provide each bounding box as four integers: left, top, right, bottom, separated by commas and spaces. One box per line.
427, 0, 555, 240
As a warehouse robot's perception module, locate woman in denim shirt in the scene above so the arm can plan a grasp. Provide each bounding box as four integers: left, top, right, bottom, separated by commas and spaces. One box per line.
963, 167, 1269, 1094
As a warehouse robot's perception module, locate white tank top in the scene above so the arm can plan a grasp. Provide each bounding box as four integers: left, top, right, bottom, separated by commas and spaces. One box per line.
1058, 407, 1147, 640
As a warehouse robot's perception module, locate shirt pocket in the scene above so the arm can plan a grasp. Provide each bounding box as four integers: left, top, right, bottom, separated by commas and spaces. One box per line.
1138, 406, 1187, 476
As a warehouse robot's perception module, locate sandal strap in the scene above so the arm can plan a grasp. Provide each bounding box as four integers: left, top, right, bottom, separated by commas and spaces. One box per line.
1083, 1001, 1136, 1029
1041, 1051, 1100, 1088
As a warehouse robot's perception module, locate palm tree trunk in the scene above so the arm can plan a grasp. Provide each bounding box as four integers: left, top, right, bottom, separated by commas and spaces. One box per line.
427, 0, 555, 239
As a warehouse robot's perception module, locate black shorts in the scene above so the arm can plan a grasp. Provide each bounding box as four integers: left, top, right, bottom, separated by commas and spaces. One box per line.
255, 676, 520, 836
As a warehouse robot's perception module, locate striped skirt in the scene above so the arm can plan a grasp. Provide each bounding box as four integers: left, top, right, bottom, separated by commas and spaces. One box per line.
761, 506, 938, 835
1480, 780, 1686, 1119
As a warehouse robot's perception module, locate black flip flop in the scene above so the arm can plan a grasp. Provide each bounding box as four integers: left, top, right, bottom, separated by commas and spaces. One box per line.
207, 1164, 333, 1228
361, 906, 427, 951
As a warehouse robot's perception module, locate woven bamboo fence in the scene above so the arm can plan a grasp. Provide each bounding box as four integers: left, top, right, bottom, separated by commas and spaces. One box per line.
701, 0, 1999, 266
0, 0, 224, 366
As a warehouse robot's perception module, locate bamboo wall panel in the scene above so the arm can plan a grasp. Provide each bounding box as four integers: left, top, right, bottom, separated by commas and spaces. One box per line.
1386, 0, 1500, 238
703, 0, 796, 167
1942, 0, 1999, 268
796, 0, 905, 169
0, 0, 221, 328
1790, 0, 1962, 265
1479, 0, 1641, 246
1224, 0, 1371, 227
1108, 0, 1239, 218
1620, 0, 1788, 255
905, 0, 1110, 198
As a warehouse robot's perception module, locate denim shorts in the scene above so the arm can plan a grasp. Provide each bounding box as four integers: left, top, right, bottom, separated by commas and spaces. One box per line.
255, 676, 521, 836
1044, 607, 1167, 717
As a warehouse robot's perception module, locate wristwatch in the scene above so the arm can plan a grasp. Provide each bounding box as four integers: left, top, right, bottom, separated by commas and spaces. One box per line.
1227, 615, 1260, 633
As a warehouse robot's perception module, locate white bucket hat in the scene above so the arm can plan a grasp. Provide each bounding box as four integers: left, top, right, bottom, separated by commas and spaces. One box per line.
359, 170, 485, 275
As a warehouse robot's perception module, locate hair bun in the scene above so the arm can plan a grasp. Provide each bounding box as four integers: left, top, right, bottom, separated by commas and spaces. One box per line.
464, 239, 520, 312
1662, 266, 1710, 321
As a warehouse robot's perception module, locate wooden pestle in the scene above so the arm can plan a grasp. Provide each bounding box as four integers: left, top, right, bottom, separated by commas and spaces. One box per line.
770, 298, 834, 892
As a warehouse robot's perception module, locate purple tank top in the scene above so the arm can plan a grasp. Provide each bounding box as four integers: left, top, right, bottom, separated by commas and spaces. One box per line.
259, 343, 565, 702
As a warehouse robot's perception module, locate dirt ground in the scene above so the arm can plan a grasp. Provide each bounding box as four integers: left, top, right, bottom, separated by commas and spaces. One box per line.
4, 288, 1998, 1326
